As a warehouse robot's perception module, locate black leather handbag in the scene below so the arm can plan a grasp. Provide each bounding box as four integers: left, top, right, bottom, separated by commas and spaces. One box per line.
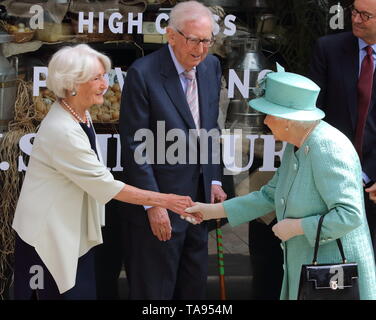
297, 215, 360, 300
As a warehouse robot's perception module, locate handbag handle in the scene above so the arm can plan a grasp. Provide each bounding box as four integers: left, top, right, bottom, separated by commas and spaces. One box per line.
312, 215, 347, 265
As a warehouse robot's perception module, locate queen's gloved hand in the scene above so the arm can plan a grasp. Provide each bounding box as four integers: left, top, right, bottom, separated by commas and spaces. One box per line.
184, 202, 227, 221
272, 218, 304, 242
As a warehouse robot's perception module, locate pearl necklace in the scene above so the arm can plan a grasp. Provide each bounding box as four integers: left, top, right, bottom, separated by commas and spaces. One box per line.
300, 120, 319, 146
61, 99, 89, 126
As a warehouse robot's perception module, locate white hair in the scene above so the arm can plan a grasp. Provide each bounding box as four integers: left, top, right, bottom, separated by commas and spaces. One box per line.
46, 44, 111, 98
168, 0, 215, 32
289, 119, 318, 129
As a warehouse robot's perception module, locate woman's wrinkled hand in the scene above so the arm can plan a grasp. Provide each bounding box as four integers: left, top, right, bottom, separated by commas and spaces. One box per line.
185, 202, 227, 220
166, 194, 202, 224
272, 218, 304, 242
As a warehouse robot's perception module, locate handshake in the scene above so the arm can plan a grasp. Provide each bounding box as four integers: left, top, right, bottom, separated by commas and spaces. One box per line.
167, 194, 227, 224
171, 194, 305, 242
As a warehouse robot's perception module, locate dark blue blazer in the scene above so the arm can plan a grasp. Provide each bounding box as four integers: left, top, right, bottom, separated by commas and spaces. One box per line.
119, 45, 222, 226
310, 32, 376, 181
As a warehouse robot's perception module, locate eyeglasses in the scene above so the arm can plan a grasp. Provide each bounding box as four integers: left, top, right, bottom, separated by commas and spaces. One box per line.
176, 29, 215, 48
351, 5, 375, 22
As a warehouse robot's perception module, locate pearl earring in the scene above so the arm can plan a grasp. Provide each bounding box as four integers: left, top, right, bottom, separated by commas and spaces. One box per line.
71, 90, 77, 96
285, 127, 289, 131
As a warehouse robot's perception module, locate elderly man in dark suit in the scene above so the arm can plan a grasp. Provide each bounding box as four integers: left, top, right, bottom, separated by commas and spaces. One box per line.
119, 1, 227, 299
309, 0, 376, 254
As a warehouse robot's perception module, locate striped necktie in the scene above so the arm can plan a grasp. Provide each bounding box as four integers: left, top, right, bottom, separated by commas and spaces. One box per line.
183, 69, 200, 130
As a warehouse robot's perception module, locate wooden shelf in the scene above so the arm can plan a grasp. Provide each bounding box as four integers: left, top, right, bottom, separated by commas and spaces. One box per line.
1, 37, 165, 58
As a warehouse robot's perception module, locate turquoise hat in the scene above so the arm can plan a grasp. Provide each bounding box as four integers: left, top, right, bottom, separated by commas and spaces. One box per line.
249, 71, 325, 121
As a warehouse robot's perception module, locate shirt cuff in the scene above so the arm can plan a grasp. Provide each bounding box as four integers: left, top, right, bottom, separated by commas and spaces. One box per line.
362, 171, 371, 184
144, 206, 153, 211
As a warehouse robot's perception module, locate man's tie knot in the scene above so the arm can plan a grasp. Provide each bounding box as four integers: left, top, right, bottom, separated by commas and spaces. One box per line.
366, 46, 374, 57
183, 69, 196, 81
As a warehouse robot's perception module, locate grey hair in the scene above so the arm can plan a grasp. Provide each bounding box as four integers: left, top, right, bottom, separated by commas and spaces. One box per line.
46, 44, 111, 98
168, 0, 215, 32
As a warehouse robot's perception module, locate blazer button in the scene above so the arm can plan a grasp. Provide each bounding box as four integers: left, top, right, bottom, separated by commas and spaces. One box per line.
281, 198, 285, 206
304, 145, 310, 154
293, 163, 298, 170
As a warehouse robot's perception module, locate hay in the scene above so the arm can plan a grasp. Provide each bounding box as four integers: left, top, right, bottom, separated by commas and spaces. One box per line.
0, 80, 38, 299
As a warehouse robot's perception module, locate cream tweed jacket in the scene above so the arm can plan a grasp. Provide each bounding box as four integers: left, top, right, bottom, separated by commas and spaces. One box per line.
13, 102, 124, 293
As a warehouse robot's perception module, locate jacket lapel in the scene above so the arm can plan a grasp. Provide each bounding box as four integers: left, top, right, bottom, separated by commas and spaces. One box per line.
160, 46, 196, 130
196, 61, 209, 131
341, 34, 359, 130
372, 55, 376, 105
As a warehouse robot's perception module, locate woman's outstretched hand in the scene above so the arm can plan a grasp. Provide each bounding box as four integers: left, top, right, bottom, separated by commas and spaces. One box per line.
185, 202, 227, 220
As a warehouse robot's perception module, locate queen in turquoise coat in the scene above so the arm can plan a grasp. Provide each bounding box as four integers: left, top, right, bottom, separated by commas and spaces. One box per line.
186, 70, 376, 300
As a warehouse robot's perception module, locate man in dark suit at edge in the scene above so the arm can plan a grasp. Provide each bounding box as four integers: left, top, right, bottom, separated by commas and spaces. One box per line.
309, 0, 376, 254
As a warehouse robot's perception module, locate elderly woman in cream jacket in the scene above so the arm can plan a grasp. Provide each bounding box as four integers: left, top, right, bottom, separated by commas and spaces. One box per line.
186, 71, 376, 300
12, 44, 197, 300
